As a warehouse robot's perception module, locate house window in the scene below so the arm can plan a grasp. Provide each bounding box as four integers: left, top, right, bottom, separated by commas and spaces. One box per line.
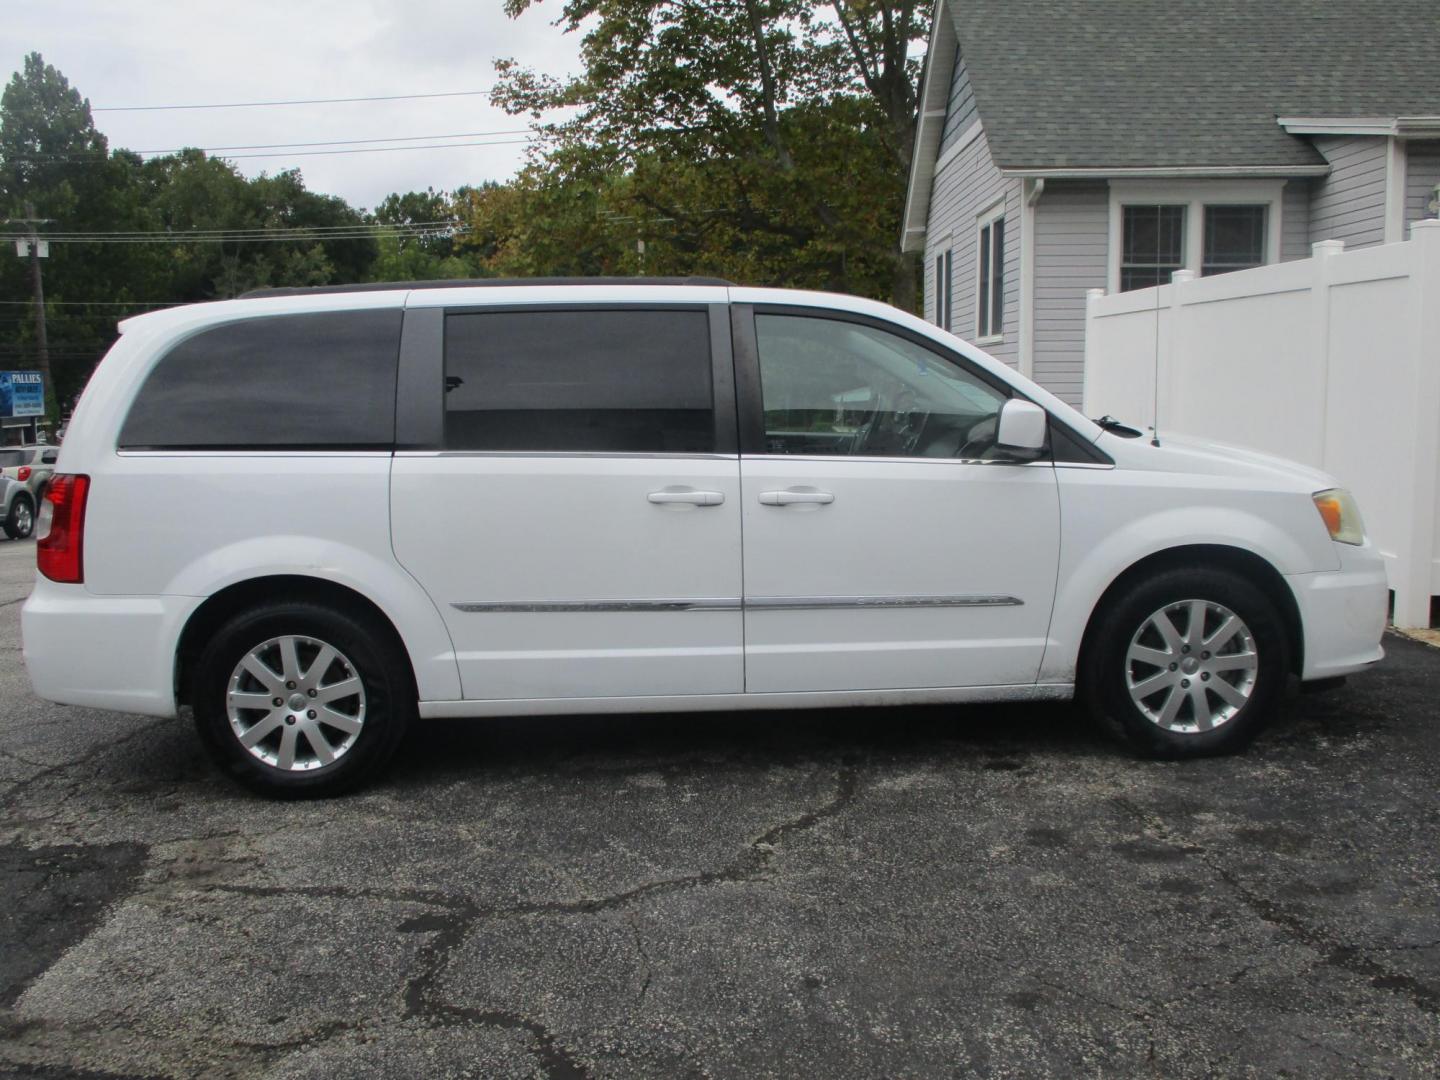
977, 210, 1004, 339
1111, 182, 1283, 292
933, 255, 941, 326
933, 249, 953, 330
1121, 205, 1186, 291
942, 249, 953, 330
1203, 205, 1267, 276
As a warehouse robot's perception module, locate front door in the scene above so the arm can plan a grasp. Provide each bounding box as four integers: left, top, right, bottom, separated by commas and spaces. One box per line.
735, 307, 1061, 693
391, 303, 744, 701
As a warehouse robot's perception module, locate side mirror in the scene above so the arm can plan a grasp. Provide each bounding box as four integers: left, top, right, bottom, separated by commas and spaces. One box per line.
41, 451, 57, 464
995, 399, 1048, 460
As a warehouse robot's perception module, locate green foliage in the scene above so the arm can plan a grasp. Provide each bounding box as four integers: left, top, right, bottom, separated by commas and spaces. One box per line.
0, 54, 481, 411
0, 12, 927, 415
372, 187, 482, 281
471, 0, 925, 305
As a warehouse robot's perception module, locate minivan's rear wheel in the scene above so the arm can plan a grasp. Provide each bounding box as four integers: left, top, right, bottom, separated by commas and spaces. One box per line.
5, 494, 34, 540
1082, 568, 1289, 758
193, 601, 412, 796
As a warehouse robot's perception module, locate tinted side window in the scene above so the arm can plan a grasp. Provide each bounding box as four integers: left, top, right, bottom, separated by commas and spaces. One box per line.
444, 309, 713, 452
754, 314, 1007, 459
119, 310, 402, 450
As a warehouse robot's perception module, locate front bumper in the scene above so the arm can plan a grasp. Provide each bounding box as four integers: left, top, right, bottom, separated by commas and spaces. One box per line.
1287, 540, 1388, 681
22, 577, 199, 717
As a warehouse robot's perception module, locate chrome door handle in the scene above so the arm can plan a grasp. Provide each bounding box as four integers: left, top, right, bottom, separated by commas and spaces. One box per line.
758, 490, 835, 506
648, 489, 725, 506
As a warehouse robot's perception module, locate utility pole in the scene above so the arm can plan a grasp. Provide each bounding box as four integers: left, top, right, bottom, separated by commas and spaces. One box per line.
6, 205, 55, 426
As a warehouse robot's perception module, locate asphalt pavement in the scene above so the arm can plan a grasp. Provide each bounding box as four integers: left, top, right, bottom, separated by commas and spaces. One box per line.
1, 534, 1437, 1078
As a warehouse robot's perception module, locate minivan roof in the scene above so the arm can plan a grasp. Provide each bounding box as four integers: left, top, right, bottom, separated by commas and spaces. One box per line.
243, 276, 735, 298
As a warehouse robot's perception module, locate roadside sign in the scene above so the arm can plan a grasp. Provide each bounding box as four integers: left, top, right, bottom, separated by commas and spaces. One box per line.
0, 371, 44, 418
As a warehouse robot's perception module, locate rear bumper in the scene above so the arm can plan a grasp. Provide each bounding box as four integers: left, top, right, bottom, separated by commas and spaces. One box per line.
1287, 541, 1388, 682
21, 578, 198, 717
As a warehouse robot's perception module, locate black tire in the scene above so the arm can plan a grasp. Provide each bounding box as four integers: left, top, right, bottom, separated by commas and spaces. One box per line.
1081, 567, 1290, 759
191, 600, 414, 797
4, 494, 34, 540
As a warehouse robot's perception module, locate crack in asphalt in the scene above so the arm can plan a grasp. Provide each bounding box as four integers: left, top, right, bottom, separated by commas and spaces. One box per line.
201, 760, 861, 1078
225, 1018, 358, 1060
0, 746, 47, 768
626, 911, 654, 1009
0, 717, 179, 810
1111, 795, 1440, 1019
1287, 1029, 1374, 1072
0, 1009, 350, 1078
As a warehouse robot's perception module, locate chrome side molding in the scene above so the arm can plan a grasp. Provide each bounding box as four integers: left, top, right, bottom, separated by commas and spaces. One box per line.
745, 594, 1023, 610
452, 598, 744, 613
452, 594, 1023, 613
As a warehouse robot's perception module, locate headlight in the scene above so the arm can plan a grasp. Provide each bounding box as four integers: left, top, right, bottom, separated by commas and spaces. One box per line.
1312, 488, 1365, 545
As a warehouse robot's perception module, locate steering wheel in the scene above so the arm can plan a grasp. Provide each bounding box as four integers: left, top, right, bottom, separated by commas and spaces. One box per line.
891, 390, 927, 455
851, 386, 890, 455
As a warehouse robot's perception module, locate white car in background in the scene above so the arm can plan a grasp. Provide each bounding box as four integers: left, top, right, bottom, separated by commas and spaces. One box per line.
21, 279, 1387, 796
0, 444, 58, 539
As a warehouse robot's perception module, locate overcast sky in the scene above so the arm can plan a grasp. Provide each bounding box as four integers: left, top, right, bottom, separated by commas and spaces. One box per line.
2, 0, 583, 211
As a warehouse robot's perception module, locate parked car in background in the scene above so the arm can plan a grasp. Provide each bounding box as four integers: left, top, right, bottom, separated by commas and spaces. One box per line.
21, 279, 1388, 797
0, 444, 57, 539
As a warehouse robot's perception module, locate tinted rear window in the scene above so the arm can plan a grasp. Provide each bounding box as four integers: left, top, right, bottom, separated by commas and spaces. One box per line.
119, 310, 402, 450
0, 450, 25, 468
443, 309, 713, 453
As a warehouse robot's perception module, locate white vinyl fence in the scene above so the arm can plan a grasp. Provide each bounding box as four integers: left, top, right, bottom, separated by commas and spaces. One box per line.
1084, 219, 1440, 627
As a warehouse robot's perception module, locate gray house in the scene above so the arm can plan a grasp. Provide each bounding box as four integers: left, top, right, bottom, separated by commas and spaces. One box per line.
902, 0, 1440, 405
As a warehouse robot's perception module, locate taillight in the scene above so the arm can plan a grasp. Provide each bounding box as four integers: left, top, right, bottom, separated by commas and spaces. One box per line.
37, 474, 90, 584
16, 466, 30, 482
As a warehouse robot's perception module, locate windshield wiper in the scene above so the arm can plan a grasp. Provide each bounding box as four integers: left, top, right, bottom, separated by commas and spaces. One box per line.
1093, 415, 1144, 439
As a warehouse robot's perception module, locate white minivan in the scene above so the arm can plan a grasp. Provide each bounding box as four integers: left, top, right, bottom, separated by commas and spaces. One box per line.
22, 279, 1387, 796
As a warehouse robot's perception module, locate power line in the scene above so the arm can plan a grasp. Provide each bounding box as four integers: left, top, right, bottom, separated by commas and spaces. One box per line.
12, 132, 537, 163
0, 223, 469, 246
93, 89, 497, 112
0, 300, 187, 306
17, 220, 460, 237
180, 138, 532, 161
17, 229, 449, 239
11, 137, 535, 164
3, 234, 466, 246
35, 237, 458, 246
0, 355, 72, 364
133, 129, 527, 154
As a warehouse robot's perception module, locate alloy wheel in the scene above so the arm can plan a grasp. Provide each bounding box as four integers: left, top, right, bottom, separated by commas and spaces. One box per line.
1124, 599, 1258, 733
226, 634, 366, 771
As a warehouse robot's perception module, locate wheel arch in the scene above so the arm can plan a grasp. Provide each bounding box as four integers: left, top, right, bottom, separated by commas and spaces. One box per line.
174, 575, 419, 709
1075, 544, 1304, 690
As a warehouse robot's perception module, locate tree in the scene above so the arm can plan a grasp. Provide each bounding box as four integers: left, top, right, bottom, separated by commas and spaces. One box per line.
0, 53, 133, 416
0, 55, 416, 412
0, 53, 110, 212
485, 0, 924, 306
371, 187, 483, 281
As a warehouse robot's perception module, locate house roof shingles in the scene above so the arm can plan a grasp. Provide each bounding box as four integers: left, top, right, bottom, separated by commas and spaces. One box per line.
951, 0, 1440, 171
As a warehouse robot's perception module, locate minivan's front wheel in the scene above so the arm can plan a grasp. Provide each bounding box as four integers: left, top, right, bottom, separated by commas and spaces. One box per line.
192, 601, 412, 796
1082, 568, 1289, 758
